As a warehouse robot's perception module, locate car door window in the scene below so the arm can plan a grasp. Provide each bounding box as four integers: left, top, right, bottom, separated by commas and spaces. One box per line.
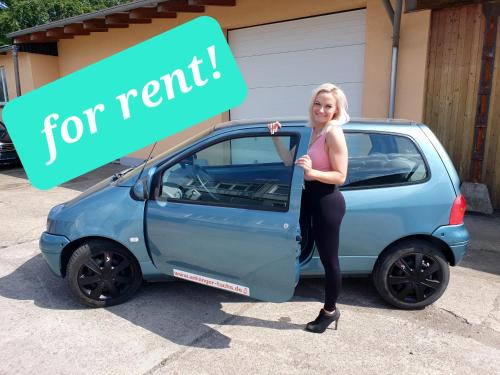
160, 135, 299, 211
344, 132, 428, 188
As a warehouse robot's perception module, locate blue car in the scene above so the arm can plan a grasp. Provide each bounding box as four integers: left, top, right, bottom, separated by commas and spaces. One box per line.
40, 118, 469, 309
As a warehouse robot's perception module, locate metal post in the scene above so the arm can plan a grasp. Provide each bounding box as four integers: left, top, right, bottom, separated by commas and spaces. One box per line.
389, 0, 403, 119
11, 45, 21, 97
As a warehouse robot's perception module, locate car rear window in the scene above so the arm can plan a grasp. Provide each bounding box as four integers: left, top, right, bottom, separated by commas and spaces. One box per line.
344, 132, 428, 188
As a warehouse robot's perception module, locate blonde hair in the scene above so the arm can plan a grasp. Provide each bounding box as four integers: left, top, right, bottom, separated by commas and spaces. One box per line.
308, 83, 350, 128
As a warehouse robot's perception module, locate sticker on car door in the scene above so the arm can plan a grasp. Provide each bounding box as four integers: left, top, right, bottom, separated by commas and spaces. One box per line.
173, 269, 250, 296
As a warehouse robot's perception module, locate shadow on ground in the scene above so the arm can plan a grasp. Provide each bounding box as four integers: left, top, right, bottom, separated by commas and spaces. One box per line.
0, 253, 386, 349
462, 211, 500, 276
458, 248, 500, 276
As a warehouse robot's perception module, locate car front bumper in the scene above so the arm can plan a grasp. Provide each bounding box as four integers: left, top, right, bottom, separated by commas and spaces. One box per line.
431, 223, 470, 265
39, 232, 70, 277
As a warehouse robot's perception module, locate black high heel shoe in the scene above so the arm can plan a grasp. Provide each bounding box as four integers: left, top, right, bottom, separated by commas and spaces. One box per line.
305, 308, 341, 333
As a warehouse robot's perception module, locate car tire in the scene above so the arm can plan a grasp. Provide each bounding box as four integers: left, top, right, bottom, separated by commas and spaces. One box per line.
372, 240, 450, 310
66, 239, 142, 308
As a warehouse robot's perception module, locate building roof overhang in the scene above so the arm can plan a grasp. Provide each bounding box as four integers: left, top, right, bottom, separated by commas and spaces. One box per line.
405, 0, 499, 12
6, 0, 235, 44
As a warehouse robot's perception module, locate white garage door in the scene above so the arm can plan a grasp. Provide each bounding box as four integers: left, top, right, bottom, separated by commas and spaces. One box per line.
228, 9, 366, 120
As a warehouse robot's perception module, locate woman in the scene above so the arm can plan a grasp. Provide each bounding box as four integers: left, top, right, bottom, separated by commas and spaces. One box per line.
268, 83, 349, 333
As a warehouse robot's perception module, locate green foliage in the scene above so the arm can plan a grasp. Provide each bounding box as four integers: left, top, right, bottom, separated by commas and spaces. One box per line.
0, 0, 129, 45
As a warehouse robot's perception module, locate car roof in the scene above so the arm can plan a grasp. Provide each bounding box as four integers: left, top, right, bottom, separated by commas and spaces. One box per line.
214, 117, 419, 131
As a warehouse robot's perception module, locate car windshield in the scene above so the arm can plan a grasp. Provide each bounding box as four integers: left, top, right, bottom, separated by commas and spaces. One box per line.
115, 125, 215, 183
148, 126, 215, 168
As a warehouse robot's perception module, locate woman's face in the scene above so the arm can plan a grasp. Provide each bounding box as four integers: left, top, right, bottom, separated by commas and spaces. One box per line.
312, 92, 337, 126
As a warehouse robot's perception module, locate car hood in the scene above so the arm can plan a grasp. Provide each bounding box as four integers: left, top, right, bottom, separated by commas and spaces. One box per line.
60, 162, 157, 210
46, 176, 147, 255
62, 175, 120, 209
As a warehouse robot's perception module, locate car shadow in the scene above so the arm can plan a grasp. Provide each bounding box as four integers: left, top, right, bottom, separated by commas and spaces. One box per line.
0, 253, 389, 349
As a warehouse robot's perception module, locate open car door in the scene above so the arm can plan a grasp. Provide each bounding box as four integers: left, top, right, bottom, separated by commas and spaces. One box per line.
145, 130, 304, 302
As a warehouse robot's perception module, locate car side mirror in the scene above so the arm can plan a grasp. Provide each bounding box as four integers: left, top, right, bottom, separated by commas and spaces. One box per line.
131, 177, 149, 201
131, 166, 157, 201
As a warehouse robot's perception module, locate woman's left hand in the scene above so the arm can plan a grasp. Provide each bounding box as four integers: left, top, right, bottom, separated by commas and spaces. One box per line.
296, 154, 313, 177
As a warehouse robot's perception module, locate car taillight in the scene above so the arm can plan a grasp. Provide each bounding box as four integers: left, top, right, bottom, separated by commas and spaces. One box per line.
449, 194, 466, 225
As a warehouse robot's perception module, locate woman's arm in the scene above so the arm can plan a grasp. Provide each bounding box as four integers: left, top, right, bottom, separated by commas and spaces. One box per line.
268, 121, 295, 166
296, 126, 348, 185
272, 137, 295, 166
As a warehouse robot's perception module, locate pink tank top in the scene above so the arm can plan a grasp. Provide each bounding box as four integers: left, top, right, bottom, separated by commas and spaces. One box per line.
305, 132, 331, 181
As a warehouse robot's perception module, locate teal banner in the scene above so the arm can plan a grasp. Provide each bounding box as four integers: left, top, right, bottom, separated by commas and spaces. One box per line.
3, 16, 247, 190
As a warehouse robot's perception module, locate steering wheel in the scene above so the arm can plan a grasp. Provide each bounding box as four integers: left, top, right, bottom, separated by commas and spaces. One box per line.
162, 182, 184, 199
194, 166, 220, 201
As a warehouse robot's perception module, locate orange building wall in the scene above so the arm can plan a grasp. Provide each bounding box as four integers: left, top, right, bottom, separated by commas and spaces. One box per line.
394, 9, 431, 121
363, 0, 431, 121
0, 52, 60, 98
0, 52, 35, 121
0, 52, 34, 100
29, 54, 60, 89
57, 0, 366, 76
0, 52, 60, 122
56, 0, 366, 160
3, 0, 431, 161
0, 54, 14, 106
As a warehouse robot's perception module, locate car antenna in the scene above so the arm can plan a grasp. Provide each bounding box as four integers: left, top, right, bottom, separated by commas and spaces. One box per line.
134, 141, 157, 185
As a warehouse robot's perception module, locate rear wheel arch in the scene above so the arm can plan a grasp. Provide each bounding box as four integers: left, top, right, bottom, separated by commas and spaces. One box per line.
373, 234, 455, 273
60, 236, 140, 277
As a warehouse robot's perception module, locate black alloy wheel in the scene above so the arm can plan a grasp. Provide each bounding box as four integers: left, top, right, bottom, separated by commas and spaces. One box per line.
66, 240, 142, 307
388, 253, 443, 303
373, 240, 450, 309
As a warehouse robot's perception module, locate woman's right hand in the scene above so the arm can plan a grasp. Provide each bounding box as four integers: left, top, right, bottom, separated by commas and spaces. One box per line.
267, 121, 282, 135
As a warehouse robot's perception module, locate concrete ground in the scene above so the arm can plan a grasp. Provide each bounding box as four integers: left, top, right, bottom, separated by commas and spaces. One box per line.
0, 164, 499, 375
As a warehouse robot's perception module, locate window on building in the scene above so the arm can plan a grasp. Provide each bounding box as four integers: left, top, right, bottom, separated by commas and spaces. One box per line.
0, 67, 8, 104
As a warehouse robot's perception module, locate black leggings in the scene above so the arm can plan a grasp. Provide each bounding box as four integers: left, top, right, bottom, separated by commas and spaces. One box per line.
300, 180, 346, 311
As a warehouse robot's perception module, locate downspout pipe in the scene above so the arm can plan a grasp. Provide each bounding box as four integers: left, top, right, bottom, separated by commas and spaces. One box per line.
383, 0, 403, 119
389, 0, 403, 119
383, 0, 394, 25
